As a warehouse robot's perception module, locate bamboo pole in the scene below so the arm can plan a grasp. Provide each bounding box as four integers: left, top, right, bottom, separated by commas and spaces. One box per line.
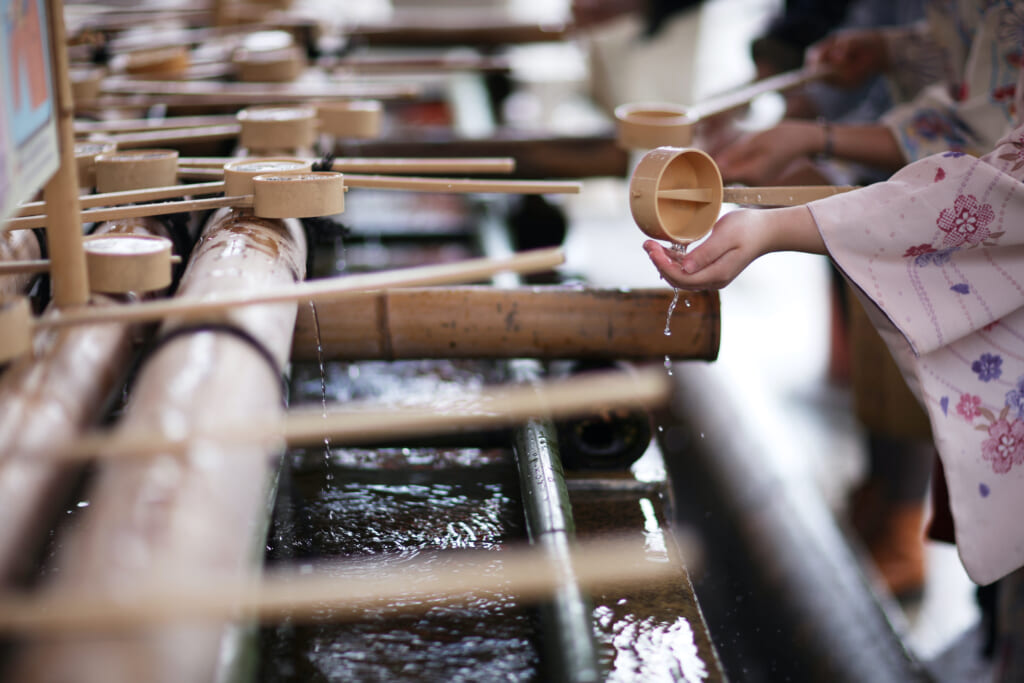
720, 185, 856, 205
689, 66, 830, 120
0, 535, 678, 633
178, 156, 517, 174
342, 174, 581, 194
0, 215, 181, 586
15, 181, 226, 217
5, 175, 580, 230
73, 114, 239, 134
15, 365, 670, 463
290, 286, 719, 362
100, 124, 241, 149
43, 0, 89, 306
9, 210, 307, 683
5, 195, 247, 231
95, 80, 423, 103
29, 247, 564, 330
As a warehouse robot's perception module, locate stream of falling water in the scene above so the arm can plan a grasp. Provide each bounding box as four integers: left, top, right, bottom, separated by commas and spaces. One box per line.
663, 243, 689, 377
309, 301, 332, 480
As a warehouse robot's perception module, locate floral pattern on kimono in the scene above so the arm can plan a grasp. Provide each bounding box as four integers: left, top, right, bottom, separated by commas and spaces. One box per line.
881, 0, 1023, 162
808, 102, 1024, 584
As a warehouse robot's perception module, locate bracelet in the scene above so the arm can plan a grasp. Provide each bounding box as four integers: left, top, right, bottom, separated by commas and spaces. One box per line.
818, 118, 834, 159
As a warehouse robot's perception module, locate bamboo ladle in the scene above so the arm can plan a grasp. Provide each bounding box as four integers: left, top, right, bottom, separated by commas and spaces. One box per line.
0, 247, 565, 363
0, 234, 180, 296
630, 146, 855, 244
615, 66, 830, 149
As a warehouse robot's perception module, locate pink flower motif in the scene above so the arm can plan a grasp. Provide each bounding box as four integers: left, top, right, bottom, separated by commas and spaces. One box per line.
957, 394, 982, 422
903, 244, 935, 258
937, 194, 995, 247
982, 418, 1024, 474
993, 84, 1017, 102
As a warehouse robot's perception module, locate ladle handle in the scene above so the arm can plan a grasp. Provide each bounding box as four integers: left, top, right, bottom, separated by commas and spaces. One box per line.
722, 185, 856, 206
5, 195, 249, 231
342, 174, 581, 195
691, 66, 830, 120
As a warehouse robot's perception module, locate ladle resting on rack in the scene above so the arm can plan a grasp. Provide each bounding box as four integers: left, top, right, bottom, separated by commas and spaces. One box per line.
630, 146, 856, 244
615, 65, 831, 149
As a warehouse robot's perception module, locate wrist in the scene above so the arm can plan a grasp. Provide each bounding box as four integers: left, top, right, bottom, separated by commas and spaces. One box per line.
816, 118, 834, 159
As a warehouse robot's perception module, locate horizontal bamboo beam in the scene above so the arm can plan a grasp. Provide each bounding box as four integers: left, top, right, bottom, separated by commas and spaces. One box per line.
31, 248, 564, 330
15, 181, 225, 217
21, 365, 669, 463
179, 156, 517, 174
341, 134, 628, 179
100, 124, 241, 149
0, 535, 677, 633
98, 79, 422, 102
6, 176, 577, 230
343, 173, 580, 194
292, 286, 719, 361
73, 114, 239, 134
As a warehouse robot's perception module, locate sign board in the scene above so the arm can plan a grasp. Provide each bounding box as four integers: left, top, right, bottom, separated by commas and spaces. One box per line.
0, 0, 60, 223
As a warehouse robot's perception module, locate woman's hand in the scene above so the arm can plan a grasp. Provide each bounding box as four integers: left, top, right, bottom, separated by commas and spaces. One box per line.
643, 206, 825, 290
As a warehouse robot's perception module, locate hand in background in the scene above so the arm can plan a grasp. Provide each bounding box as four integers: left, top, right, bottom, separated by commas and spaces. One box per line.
806, 28, 889, 89
571, 0, 647, 28
714, 120, 823, 186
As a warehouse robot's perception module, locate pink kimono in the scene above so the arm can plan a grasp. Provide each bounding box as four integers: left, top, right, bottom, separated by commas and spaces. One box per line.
808, 61, 1024, 584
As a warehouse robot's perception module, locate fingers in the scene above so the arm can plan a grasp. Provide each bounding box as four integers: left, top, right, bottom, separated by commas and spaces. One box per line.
642, 239, 740, 290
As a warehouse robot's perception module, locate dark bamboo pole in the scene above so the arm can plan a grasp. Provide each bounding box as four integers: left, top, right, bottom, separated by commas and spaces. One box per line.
291, 286, 719, 362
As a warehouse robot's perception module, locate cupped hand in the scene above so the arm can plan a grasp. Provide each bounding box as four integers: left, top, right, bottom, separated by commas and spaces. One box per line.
642, 209, 770, 290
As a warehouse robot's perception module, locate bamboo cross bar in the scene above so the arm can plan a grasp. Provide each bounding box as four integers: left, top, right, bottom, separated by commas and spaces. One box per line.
99, 124, 242, 149
342, 174, 581, 194
19, 363, 666, 463
73, 114, 240, 134
688, 66, 830, 120
6, 175, 579, 231
14, 181, 226, 217
6, 195, 247, 231
178, 156, 517, 174
0, 535, 679, 632
718, 185, 856, 205
333, 53, 511, 73
96, 79, 423, 103
35, 247, 565, 330
658, 186, 856, 206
